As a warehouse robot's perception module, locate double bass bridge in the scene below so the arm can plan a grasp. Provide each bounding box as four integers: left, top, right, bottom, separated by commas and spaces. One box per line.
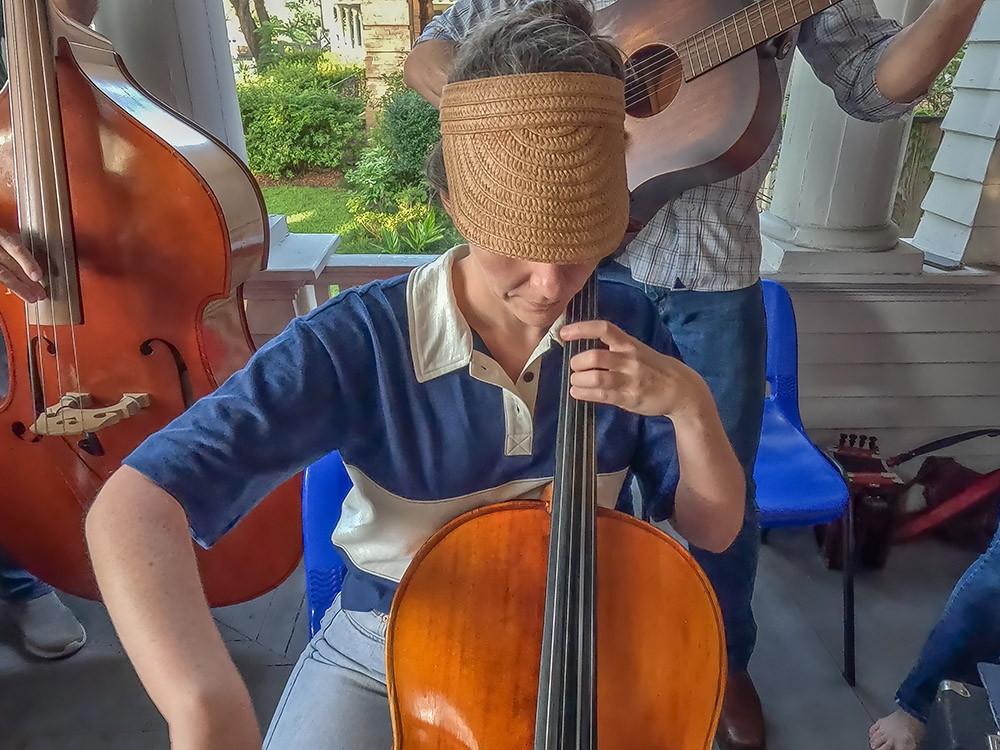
31, 392, 150, 436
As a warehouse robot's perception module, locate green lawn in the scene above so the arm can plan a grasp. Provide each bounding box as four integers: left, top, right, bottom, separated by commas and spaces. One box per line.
260, 186, 353, 235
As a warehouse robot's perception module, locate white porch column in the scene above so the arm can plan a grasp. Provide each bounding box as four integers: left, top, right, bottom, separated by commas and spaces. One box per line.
93, 0, 248, 161
759, 0, 932, 275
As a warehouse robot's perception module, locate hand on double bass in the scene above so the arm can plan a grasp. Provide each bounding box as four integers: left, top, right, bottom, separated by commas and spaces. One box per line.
0, 0, 96, 305
0, 231, 46, 303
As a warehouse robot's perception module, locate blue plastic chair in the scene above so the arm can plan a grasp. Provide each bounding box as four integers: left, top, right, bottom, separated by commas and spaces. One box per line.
302, 450, 352, 637
753, 279, 855, 684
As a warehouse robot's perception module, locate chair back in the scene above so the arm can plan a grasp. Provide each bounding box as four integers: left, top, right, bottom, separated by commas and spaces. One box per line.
302, 450, 352, 637
762, 279, 805, 433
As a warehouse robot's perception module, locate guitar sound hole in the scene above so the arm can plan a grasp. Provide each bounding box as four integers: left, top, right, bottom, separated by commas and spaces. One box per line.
624, 44, 683, 119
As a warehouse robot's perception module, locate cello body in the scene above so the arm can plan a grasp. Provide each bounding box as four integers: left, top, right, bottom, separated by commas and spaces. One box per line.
0, 2, 300, 605
388, 502, 726, 749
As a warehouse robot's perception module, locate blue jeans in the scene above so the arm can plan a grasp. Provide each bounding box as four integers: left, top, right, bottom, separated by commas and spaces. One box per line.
896, 517, 1000, 722
264, 596, 392, 748
0, 546, 51, 602
1, 318, 50, 602
603, 263, 767, 672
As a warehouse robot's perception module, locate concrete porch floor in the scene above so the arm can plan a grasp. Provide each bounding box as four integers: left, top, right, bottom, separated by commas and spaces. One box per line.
0, 529, 978, 749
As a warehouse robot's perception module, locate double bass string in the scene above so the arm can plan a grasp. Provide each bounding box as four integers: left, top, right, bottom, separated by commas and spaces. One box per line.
36, 0, 86, 425
8, 0, 51, 425
18, 0, 86, 432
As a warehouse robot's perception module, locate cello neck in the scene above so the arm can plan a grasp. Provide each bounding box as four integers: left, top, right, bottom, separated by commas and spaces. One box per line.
4, 0, 81, 326
535, 274, 599, 750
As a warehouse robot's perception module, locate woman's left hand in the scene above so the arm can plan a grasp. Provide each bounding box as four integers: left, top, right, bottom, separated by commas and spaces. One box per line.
559, 319, 713, 421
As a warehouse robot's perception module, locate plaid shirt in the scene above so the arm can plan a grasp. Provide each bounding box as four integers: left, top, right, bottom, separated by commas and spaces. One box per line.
418, 0, 915, 291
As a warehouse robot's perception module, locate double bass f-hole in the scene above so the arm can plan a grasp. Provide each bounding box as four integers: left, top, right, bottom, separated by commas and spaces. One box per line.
140, 338, 194, 409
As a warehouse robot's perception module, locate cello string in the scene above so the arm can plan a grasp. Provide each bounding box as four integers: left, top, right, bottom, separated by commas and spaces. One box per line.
581, 279, 597, 748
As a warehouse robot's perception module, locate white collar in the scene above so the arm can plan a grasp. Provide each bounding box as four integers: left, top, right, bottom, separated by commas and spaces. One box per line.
407, 246, 565, 383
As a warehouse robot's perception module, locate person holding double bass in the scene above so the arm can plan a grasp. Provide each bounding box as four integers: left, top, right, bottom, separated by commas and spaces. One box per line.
405, 0, 987, 747
81, 3, 744, 747
0, 0, 97, 661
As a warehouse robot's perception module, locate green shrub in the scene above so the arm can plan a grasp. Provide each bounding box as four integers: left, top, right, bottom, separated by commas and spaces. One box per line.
344, 144, 398, 208
916, 47, 964, 118
381, 89, 441, 189
341, 74, 449, 253
340, 194, 460, 255
237, 53, 365, 178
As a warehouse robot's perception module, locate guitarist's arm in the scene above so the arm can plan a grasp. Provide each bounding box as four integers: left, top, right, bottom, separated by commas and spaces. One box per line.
874, 0, 984, 104
403, 40, 456, 109
795, 0, 975, 123
404, 0, 524, 108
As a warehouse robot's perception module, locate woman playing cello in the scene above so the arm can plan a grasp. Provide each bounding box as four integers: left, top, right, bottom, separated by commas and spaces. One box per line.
84, 2, 744, 747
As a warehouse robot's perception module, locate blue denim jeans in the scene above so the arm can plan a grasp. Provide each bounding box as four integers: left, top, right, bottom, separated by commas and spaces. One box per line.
896, 517, 1000, 722
264, 596, 391, 748
602, 263, 767, 672
1, 321, 52, 602
0, 545, 51, 602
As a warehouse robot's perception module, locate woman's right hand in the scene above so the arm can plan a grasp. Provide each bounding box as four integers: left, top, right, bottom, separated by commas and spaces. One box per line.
0, 231, 47, 303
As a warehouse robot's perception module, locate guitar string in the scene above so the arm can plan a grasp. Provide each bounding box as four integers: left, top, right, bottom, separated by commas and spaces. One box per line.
620, 0, 835, 109
622, 0, 833, 93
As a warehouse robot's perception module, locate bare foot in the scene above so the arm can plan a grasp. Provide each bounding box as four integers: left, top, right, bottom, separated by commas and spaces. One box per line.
869, 709, 925, 750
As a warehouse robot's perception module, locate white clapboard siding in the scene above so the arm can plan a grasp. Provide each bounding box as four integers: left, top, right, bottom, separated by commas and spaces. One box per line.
799, 363, 1000, 398
801, 396, 1000, 429
798, 332, 1000, 364
794, 299, 1000, 333
786, 285, 1000, 474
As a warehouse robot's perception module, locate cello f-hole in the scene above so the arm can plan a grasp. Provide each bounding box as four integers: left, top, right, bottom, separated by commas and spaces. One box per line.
140, 338, 194, 408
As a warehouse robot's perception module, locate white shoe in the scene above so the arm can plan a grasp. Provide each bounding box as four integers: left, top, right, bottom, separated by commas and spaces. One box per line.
11, 591, 87, 659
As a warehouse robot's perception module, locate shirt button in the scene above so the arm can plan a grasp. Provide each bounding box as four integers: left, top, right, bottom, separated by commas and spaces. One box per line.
523, 371, 535, 383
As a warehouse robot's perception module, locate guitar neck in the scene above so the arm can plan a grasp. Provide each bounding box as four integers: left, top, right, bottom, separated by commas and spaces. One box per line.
677, 0, 843, 78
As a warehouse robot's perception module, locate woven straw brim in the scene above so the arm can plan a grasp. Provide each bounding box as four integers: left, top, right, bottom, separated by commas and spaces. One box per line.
440, 72, 628, 264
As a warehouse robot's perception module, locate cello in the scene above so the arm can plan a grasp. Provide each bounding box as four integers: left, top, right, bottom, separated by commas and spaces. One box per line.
387, 276, 727, 748
0, 0, 301, 605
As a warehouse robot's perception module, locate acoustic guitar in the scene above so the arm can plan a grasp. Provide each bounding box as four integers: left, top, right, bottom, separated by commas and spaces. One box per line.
599, 0, 845, 228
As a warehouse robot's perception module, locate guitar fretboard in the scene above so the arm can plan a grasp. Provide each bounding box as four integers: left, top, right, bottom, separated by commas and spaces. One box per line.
677, 0, 843, 78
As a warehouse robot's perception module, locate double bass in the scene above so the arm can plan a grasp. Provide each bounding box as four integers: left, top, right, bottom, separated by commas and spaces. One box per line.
0, 0, 300, 605
386, 277, 727, 748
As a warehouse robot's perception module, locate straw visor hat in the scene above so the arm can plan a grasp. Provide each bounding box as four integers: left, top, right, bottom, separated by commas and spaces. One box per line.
439, 71, 629, 264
